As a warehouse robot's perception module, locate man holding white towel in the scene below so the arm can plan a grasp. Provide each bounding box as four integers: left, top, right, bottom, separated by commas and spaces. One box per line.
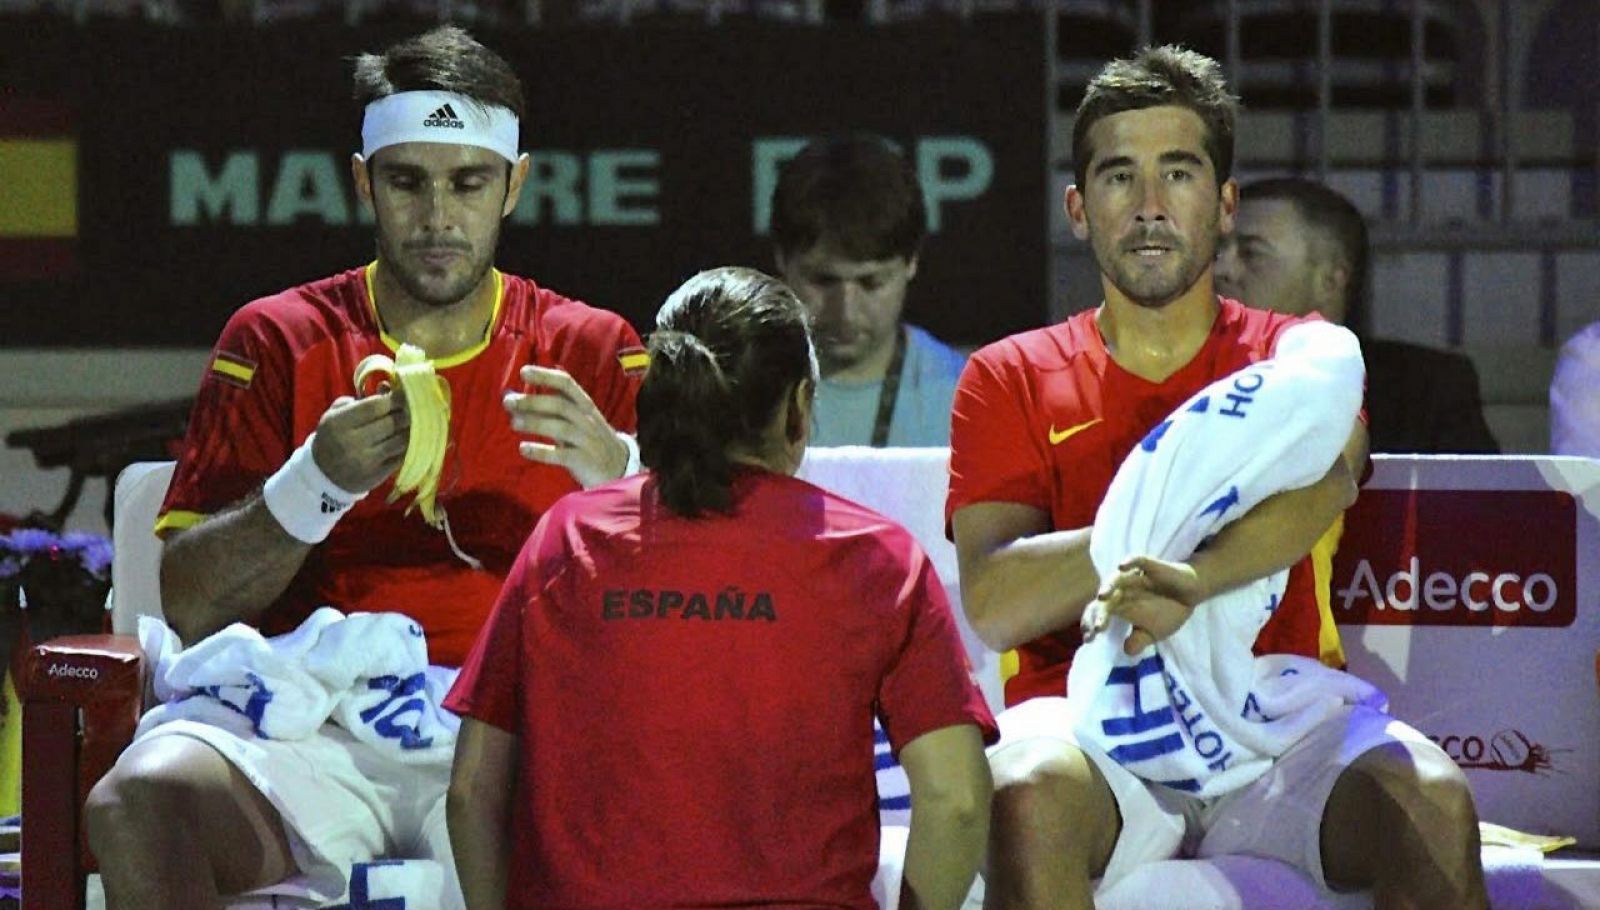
947, 46, 1486, 910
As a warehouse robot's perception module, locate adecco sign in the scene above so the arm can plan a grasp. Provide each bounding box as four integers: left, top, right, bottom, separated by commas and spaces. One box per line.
1336, 456, 1600, 847
1331, 489, 1577, 627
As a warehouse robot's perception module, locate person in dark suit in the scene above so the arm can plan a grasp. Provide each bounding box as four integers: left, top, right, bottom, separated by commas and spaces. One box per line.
1216, 177, 1499, 454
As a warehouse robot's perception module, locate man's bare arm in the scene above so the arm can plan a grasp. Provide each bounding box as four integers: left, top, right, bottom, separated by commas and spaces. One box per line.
159, 500, 313, 644
1096, 422, 1369, 652
956, 423, 1367, 655
1183, 420, 1366, 601
897, 723, 992, 910
952, 503, 1099, 653
449, 718, 516, 910
160, 393, 408, 643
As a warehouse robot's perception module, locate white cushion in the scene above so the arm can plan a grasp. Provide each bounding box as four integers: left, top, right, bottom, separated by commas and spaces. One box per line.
109, 461, 175, 634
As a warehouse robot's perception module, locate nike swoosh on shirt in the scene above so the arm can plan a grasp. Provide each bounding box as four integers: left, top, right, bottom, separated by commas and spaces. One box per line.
1048, 418, 1103, 445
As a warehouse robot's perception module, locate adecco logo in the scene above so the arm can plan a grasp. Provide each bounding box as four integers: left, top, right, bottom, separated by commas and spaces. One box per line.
1428, 728, 1567, 775
46, 662, 98, 680
1332, 490, 1577, 627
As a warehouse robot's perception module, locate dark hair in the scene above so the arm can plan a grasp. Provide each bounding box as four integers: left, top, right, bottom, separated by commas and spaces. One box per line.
770, 134, 926, 262
1241, 177, 1372, 335
1073, 45, 1239, 189
352, 26, 526, 120
638, 268, 817, 518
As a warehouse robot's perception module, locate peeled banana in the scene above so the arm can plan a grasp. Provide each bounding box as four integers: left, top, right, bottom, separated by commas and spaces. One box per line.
353, 343, 450, 527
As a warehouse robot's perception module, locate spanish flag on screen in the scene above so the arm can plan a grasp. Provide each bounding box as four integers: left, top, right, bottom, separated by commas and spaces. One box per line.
0, 98, 77, 280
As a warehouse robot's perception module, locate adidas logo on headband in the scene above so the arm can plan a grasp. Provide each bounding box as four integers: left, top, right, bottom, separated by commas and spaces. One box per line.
423, 103, 465, 130
363, 91, 520, 163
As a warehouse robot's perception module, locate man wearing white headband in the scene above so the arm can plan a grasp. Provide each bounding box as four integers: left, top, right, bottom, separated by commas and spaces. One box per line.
86, 26, 646, 910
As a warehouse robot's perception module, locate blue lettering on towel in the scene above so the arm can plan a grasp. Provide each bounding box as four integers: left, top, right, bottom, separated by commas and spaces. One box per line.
1241, 692, 1278, 723
1101, 655, 1184, 767
1199, 486, 1240, 521
1219, 371, 1265, 419
193, 671, 273, 735
360, 672, 434, 750
346, 859, 407, 910
1140, 419, 1173, 453
1164, 670, 1234, 773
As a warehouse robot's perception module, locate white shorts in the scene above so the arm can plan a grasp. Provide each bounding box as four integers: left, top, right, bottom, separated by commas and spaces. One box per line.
131, 718, 454, 906
989, 696, 1435, 894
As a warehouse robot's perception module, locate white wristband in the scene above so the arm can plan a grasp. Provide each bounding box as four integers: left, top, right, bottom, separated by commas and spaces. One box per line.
263, 433, 366, 544
618, 431, 642, 479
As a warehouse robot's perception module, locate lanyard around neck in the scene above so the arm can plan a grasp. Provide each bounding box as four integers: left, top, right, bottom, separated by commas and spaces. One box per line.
870, 327, 908, 448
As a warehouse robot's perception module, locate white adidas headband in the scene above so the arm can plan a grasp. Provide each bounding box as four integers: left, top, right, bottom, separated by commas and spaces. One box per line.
360, 90, 520, 164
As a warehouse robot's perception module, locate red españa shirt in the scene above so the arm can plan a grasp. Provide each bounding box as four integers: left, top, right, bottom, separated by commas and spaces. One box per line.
946, 298, 1339, 707
446, 469, 998, 910
159, 265, 642, 665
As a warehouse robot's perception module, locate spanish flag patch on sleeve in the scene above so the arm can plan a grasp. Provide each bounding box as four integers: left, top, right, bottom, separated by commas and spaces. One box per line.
210, 351, 257, 389
617, 347, 649, 376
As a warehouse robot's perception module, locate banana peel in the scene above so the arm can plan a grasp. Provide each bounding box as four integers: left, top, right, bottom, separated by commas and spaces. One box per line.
353, 343, 451, 527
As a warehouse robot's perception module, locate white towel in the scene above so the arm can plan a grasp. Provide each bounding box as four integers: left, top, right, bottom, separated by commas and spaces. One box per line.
337, 858, 450, 910
304, 612, 460, 765
1066, 322, 1384, 797
138, 608, 342, 742
136, 608, 460, 764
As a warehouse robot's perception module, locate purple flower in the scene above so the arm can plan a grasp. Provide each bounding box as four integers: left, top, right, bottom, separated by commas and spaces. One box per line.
2, 529, 59, 557
0, 528, 114, 583
60, 532, 114, 578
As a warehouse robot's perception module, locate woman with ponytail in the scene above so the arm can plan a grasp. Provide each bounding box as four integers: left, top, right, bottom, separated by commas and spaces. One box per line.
445, 266, 996, 910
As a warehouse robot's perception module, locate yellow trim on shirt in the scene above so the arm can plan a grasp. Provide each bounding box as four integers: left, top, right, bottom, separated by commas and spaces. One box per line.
154, 510, 207, 536
210, 357, 255, 384
999, 648, 1020, 687
1311, 514, 1347, 668
619, 350, 650, 372
364, 261, 504, 369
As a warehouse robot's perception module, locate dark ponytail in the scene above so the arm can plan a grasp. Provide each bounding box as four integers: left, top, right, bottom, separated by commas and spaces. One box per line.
636, 330, 736, 515
638, 267, 816, 517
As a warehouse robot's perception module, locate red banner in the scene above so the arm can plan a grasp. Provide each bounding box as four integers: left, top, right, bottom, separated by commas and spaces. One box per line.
1332, 489, 1578, 627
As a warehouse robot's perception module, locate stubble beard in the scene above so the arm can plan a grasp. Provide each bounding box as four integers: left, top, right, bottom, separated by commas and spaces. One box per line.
1092, 213, 1220, 309
1102, 242, 1210, 309
374, 213, 500, 309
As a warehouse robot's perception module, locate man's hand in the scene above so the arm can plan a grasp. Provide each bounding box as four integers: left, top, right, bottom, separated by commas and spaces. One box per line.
310, 392, 409, 493
1082, 556, 1207, 656
505, 365, 628, 489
